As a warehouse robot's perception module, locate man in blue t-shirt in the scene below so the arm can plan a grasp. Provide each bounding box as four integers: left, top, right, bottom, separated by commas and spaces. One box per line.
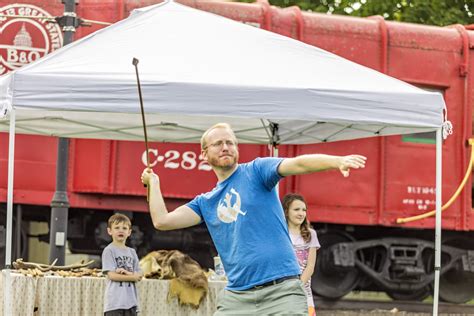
141, 123, 366, 315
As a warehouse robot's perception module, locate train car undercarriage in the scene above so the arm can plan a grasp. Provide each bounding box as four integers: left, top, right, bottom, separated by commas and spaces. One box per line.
2, 206, 474, 304
312, 228, 474, 304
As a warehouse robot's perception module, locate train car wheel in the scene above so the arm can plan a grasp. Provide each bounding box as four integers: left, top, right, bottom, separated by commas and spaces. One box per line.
386, 287, 431, 301
439, 266, 474, 303
311, 231, 361, 300
438, 237, 474, 304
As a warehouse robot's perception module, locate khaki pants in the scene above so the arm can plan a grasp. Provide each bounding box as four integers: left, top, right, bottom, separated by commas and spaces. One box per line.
214, 279, 308, 315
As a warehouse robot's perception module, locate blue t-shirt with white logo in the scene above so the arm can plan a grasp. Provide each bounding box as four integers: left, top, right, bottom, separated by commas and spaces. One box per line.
186, 157, 300, 290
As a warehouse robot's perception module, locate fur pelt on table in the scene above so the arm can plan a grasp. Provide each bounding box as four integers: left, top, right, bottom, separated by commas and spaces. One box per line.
139, 250, 209, 308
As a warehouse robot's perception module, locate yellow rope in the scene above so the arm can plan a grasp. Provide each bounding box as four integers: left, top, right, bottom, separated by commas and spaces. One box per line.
396, 138, 474, 224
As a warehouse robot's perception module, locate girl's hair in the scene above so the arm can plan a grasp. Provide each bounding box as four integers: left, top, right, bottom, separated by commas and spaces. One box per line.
282, 193, 312, 243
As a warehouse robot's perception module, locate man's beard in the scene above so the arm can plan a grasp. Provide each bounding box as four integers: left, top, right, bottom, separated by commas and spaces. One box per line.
208, 153, 239, 170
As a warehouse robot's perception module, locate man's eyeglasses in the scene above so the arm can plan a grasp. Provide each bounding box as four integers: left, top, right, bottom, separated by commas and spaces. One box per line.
206, 140, 236, 150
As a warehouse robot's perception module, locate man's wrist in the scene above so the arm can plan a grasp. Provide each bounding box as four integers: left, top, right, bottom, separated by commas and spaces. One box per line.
336, 156, 344, 169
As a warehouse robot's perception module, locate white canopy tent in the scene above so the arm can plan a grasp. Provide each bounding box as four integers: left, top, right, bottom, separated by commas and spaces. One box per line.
0, 1, 449, 314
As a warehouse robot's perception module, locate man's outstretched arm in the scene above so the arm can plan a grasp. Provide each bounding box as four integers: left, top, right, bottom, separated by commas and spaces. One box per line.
278, 154, 367, 177
141, 168, 201, 231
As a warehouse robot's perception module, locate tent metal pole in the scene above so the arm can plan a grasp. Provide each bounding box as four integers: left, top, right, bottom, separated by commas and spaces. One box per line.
270, 123, 279, 191
273, 145, 279, 193
3, 107, 16, 316
432, 127, 442, 316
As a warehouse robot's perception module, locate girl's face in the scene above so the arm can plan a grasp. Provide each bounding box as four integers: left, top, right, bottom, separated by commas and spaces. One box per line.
287, 199, 307, 227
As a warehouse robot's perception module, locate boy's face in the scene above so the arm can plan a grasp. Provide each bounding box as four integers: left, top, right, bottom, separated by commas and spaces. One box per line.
107, 221, 131, 243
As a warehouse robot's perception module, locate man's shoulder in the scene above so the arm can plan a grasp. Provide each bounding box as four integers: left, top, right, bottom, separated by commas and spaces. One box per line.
242, 157, 284, 172
191, 179, 232, 204
196, 186, 221, 200
249, 157, 284, 164
245, 157, 269, 164
238, 158, 261, 169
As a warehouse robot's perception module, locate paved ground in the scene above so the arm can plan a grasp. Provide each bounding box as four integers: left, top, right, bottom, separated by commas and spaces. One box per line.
318, 310, 469, 316
314, 291, 474, 316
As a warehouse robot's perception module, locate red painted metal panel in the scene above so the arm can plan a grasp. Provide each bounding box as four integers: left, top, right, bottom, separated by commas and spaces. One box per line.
302, 13, 383, 69
1, 0, 473, 232
0, 134, 57, 201
71, 139, 271, 198
292, 139, 379, 226
71, 139, 113, 193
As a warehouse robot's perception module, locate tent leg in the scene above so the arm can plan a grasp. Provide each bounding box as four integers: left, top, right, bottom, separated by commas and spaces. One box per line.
269, 122, 280, 193
432, 128, 442, 316
5, 108, 15, 267
3, 107, 15, 316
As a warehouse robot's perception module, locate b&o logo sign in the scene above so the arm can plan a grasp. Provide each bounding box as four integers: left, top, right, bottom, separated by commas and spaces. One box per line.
0, 4, 63, 75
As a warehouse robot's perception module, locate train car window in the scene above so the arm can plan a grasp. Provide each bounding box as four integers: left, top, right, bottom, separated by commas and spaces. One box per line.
402, 132, 436, 144
401, 85, 443, 145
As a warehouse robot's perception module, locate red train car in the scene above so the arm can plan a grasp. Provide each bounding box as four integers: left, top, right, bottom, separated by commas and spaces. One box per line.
1, 0, 474, 303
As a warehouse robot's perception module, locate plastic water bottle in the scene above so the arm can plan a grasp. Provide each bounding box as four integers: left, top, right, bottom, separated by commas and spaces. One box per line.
214, 256, 225, 278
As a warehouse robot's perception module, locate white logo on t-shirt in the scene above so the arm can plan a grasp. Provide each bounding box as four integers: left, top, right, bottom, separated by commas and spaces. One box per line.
217, 188, 247, 223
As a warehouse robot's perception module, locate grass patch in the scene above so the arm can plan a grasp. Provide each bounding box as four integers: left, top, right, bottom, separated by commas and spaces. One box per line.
344, 291, 474, 305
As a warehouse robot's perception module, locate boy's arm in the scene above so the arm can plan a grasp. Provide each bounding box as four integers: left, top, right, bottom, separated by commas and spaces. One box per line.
278, 154, 366, 177
133, 249, 143, 280
141, 168, 201, 230
107, 271, 142, 282
102, 247, 119, 278
134, 271, 144, 281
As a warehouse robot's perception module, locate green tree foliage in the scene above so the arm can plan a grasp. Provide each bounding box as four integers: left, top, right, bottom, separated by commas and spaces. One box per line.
238, 0, 474, 26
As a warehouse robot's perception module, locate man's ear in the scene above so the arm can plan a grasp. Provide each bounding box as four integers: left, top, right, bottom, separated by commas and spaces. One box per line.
201, 150, 208, 161
107, 227, 112, 236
